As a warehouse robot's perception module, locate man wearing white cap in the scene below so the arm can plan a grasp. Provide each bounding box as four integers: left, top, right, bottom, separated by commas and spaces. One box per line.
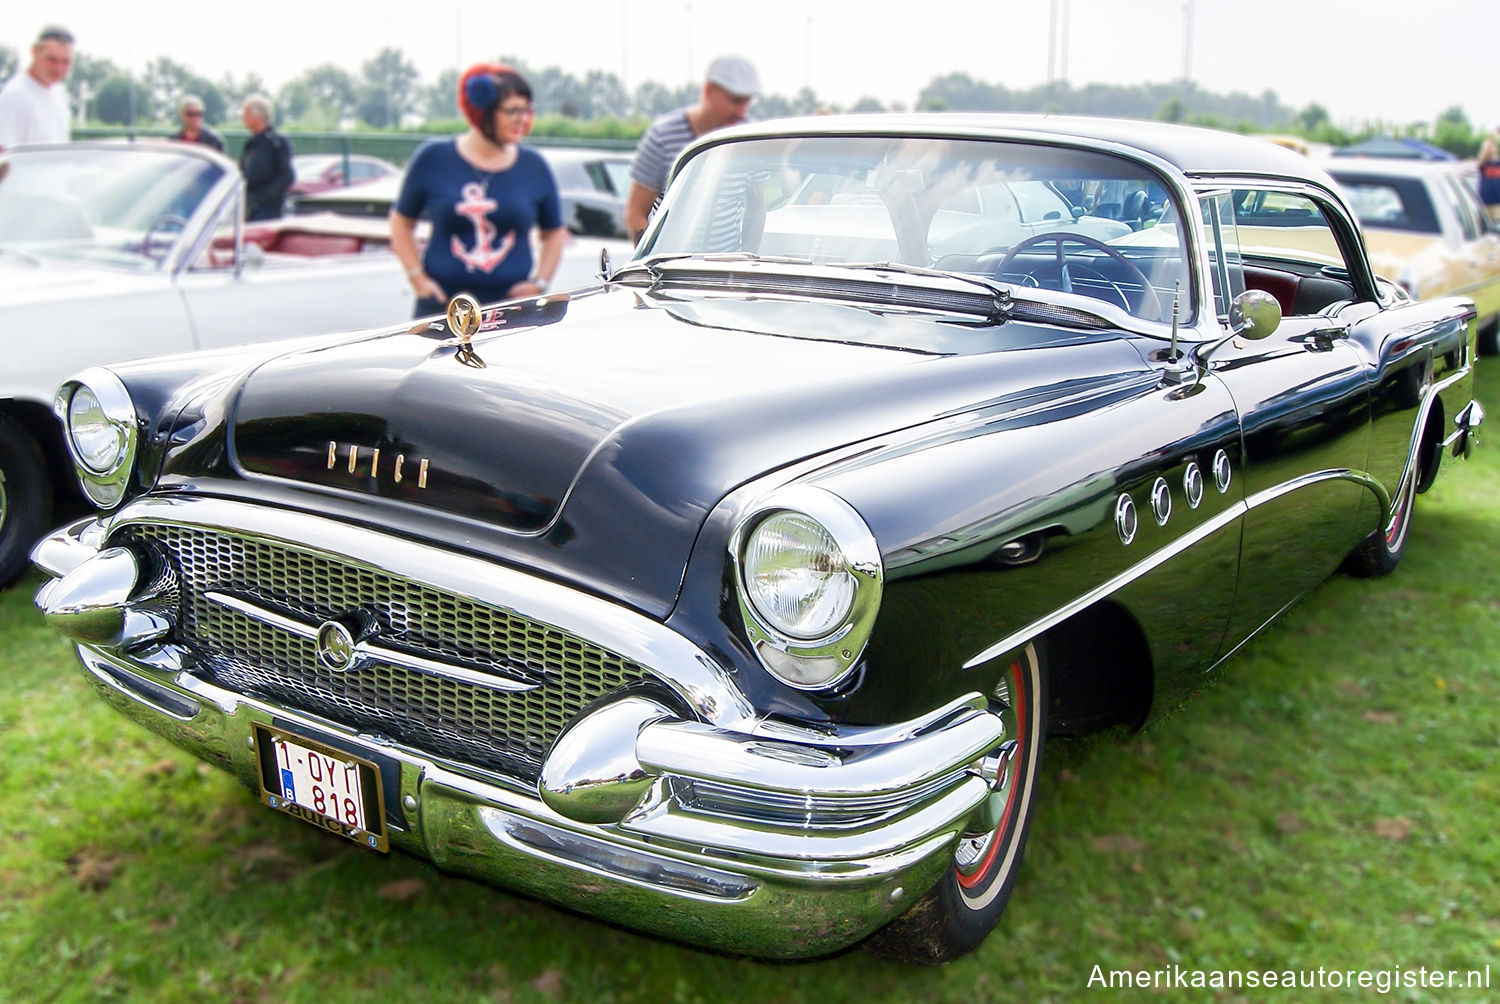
626, 54, 761, 243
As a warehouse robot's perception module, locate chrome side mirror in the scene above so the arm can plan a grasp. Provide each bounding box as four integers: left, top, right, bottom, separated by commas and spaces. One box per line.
1228, 288, 1281, 340
1176, 288, 1284, 389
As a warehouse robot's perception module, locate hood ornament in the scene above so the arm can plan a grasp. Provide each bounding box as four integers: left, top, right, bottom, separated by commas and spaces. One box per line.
446, 293, 483, 344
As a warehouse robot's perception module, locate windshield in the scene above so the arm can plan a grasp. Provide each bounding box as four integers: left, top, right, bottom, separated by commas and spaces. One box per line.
642, 134, 1189, 322
0, 146, 227, 270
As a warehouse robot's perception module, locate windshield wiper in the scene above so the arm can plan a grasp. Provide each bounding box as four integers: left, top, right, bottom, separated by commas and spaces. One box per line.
843, 260, 1014, 321
609, 253, 693, 287
611, 251, 824, 291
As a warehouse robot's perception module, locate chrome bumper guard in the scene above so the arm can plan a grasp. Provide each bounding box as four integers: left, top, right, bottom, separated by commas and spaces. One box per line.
33, 515, 1006, 958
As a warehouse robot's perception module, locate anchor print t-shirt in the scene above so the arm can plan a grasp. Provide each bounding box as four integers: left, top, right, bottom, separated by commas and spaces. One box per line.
396, 138, 563, 304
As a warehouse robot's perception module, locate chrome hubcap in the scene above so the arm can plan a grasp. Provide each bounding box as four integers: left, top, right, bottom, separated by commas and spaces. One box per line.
955, 672, 1021, 877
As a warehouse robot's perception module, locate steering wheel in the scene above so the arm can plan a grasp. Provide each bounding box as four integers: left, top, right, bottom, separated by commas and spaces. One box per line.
139, 213, 189, 261
997, 231, 1164, 321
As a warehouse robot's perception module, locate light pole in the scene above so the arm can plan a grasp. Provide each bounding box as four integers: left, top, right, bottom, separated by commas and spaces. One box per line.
805, 14, 814, 93
684, 2, 694, 87
1059, 0, 1071, 84
1181, 0, 1195, 86
1048, 0, 1058, 84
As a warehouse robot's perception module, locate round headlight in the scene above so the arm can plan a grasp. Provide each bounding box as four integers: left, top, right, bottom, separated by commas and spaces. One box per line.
54, 368, 138, 509
67, 384, 125, 473
742, 511, 856, 641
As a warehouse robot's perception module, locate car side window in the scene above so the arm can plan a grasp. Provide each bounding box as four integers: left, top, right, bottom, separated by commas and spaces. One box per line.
188, 190, 247, 272
1341, 182, 1408, 227
1226, 187, 1357, 318
1440, 176, 1485, 240
1199, 191, 1244, 321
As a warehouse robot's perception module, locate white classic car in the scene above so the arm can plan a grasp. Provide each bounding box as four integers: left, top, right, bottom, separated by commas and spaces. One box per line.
0, 141, 612, 585
1325, 156, 1500, 355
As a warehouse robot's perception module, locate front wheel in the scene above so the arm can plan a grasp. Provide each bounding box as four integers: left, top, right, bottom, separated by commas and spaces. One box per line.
0, 415, 53, 588
866, 642, 1047, 964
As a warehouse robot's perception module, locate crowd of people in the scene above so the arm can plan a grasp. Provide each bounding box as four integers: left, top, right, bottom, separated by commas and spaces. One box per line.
0, 22, 763, 317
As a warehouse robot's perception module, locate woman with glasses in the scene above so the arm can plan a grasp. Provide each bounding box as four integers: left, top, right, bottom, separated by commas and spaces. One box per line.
171, 95, 224, 153
391, 63, 565, 318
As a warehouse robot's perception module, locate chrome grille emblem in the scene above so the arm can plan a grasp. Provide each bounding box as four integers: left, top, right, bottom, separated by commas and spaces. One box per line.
316, 619, 359, 672
314, 610, 378, 673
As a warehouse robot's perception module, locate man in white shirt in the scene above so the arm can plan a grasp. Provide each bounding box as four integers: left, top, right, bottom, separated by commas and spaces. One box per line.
0, 25, 75, 152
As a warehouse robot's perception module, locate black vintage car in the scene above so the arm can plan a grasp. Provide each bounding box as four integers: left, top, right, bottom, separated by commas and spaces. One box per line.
32, 115, 1484, 963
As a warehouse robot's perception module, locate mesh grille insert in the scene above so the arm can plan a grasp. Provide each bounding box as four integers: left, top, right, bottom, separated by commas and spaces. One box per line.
119, 524, 648, 781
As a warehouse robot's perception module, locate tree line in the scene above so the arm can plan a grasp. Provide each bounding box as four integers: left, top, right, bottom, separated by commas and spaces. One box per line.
0, 43, 1490, 156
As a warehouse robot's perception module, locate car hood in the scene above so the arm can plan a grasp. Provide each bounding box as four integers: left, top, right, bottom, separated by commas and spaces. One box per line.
227, 285, 1149, 615
0, 258, 141, 300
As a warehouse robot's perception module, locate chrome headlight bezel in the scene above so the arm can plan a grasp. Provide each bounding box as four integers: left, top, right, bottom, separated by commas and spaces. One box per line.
731, 486, 883, 691
53, 368, 139, 509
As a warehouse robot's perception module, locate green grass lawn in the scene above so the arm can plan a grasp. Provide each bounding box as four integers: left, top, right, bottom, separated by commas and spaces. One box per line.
1, 364, 1497, 1003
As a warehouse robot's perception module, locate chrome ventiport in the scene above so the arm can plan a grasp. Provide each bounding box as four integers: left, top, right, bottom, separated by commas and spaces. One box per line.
1150, 477, 1172, 526
1115, 493, 1137, 544
1213, 449, 1232, 493
35, 545, 176, 649
1183, 462, 1205, 509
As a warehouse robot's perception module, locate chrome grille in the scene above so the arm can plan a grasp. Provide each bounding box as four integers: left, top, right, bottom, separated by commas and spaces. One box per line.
119, 524, 647, 780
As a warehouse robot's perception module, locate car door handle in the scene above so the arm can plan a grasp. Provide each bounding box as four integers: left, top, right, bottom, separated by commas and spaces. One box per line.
1306, 324, 1349, 350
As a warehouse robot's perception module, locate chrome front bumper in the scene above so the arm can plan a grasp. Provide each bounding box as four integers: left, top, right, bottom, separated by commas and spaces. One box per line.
34, 515, 1006, 958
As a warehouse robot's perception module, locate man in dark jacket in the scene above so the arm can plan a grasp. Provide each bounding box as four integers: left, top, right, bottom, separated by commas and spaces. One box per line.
239, 94, 293, 221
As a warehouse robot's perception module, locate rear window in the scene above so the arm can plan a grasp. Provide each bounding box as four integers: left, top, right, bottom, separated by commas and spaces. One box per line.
1331, 175, 1439, 234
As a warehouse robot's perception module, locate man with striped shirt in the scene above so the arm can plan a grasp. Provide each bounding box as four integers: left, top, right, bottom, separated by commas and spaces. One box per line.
626, 54, 761, 244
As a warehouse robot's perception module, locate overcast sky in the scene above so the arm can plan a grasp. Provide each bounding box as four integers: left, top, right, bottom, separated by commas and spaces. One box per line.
5, 0, 1497, 129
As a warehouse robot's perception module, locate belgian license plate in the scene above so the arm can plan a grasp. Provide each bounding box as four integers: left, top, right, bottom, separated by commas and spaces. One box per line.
254, 725, 388, 852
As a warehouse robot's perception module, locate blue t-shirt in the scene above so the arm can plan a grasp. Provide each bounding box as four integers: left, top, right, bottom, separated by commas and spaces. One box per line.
396, 139, 563, 302
1480, 161, 1500, 208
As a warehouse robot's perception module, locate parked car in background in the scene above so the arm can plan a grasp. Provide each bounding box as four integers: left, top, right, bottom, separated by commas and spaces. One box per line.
33, 116, 1483, 964
542, 147, 632, 237
0, 141, 615, 586
0, 141, 414, 586
294, 147, 633, 238
1325, 157, 1500, 354
287, 153, 399, 199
